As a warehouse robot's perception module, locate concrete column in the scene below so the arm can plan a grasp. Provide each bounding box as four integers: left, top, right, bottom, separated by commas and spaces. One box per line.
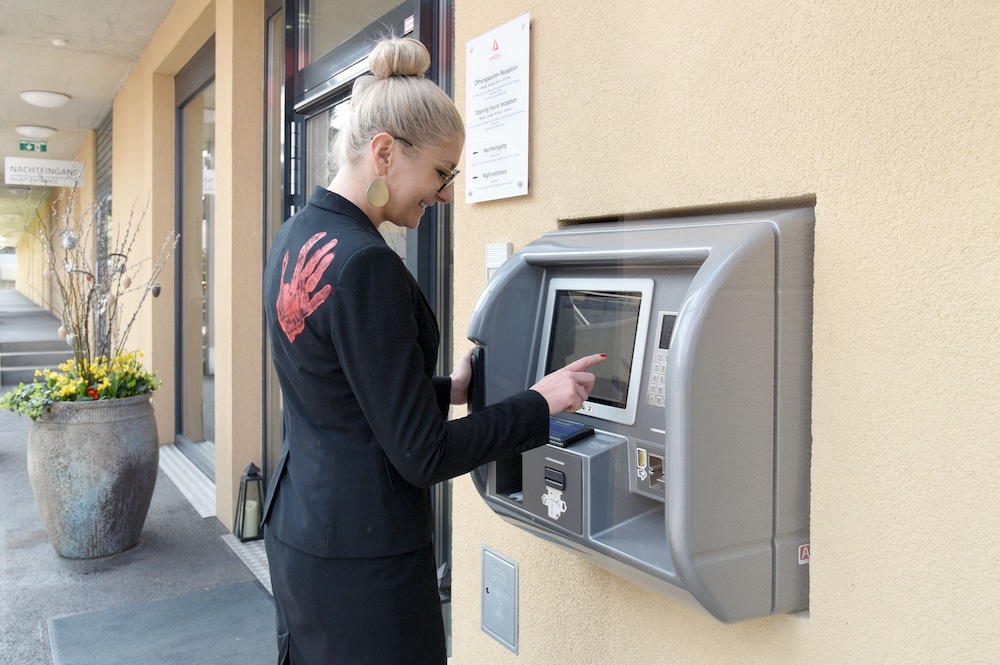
213, 0, 265, 524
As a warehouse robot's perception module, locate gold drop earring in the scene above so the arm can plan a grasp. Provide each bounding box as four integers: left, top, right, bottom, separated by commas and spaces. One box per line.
366, 176, 389, 208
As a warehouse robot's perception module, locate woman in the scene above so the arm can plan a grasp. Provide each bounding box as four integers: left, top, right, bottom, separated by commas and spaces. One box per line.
262, 37, 603, 664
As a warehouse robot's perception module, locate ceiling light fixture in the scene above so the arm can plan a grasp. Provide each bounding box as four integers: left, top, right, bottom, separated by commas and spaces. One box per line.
52, 38, 68, 47
20, 90, 71, 108
15, 125, 57, 139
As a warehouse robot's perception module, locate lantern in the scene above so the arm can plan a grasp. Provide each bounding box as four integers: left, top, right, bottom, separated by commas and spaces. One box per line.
234, 462, 265, 542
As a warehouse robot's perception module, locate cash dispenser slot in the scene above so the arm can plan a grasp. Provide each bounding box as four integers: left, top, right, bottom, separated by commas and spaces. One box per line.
544, 466, 565, 491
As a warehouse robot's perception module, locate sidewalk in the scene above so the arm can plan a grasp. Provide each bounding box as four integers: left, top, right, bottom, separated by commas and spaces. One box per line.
0, 290, 276, 664
0, 290, 62, 343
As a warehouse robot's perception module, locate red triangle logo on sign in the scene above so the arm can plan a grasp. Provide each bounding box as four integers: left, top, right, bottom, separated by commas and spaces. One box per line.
492, 39, 500, 52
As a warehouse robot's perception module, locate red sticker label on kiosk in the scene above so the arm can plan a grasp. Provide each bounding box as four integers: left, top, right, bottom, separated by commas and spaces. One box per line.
798, 544, 810, 564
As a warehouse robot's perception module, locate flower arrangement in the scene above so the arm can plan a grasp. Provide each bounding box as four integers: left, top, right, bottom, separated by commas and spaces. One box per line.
0, 187, 177, 419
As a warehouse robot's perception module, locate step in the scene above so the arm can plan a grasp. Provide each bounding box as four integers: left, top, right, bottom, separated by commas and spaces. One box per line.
1, 366, 46, 386
0, 340, 70, 354
0, 341, 74, 386
1, 349, 73, 368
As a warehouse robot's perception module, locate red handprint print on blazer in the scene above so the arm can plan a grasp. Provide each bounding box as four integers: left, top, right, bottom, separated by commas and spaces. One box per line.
276, 231, 338, 342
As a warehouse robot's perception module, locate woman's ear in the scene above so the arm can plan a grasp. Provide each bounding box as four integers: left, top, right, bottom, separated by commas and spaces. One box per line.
369, 132, 395, 176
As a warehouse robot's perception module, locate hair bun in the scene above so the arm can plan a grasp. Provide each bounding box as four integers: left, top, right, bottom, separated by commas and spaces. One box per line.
368, 37, 430, 79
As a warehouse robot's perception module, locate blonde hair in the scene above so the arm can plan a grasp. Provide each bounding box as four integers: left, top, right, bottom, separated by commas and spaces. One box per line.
332, 37, 464, 171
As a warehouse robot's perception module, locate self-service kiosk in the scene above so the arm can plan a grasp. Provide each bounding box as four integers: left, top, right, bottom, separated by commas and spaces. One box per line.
467, 207, 813, 623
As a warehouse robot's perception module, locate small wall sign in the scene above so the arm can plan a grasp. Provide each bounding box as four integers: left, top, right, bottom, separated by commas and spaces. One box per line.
19, 140, 47, 153
465, 13, 530, 203
5, 157, 84, 187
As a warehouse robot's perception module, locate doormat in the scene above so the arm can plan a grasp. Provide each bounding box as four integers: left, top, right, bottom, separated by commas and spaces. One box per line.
48, 581, 277, 665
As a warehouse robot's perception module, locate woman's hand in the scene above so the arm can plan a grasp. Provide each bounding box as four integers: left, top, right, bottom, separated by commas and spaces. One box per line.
449, 347, 474, 405
530, 353, 606, 416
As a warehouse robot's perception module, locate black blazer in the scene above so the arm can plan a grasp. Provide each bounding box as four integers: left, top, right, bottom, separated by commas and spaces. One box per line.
262, 187, 549, 558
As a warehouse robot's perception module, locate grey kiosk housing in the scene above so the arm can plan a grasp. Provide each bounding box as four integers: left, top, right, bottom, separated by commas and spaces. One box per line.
467, 207, 813, 622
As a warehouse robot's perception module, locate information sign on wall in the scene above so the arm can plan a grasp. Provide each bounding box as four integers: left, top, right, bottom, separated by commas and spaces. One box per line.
4, 157, 84, 188
465, 13, 530, 203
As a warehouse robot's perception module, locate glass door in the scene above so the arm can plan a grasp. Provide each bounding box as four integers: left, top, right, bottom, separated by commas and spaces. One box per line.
175, 41, 217, 478
303, 95, 409, 259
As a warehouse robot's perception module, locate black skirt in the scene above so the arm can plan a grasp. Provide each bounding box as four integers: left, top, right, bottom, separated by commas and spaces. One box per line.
265, 527, 447, 665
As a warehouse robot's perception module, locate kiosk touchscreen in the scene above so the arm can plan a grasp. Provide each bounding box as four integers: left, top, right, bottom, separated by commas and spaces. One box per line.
467, 207, 814, 622
538, 278, 653, 426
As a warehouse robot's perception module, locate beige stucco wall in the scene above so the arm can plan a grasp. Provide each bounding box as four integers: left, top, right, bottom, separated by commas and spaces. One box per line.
112, 0, 214, 446
451, 1, 999, 663
213, 0, 265, 527
14, 191, 52, 308
112, 0, 264, 522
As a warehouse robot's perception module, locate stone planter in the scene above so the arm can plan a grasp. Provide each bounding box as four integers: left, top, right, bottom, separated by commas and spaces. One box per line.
27, 394, 159, 559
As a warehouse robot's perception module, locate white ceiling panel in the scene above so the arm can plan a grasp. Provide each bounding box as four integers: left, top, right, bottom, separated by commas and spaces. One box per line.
0, 0, 178, 247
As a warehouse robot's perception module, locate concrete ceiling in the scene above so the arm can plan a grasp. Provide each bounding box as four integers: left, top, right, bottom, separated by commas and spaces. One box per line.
0, 0, 177, 248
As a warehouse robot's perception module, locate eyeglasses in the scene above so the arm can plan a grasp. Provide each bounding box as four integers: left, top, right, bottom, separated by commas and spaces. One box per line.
393, 136, 460, 193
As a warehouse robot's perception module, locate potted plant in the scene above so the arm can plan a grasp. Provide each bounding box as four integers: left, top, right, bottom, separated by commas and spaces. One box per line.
0, 188, 177, 559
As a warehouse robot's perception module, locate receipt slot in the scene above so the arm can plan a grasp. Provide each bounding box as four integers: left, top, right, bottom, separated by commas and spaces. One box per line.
467, 207, 813, 622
